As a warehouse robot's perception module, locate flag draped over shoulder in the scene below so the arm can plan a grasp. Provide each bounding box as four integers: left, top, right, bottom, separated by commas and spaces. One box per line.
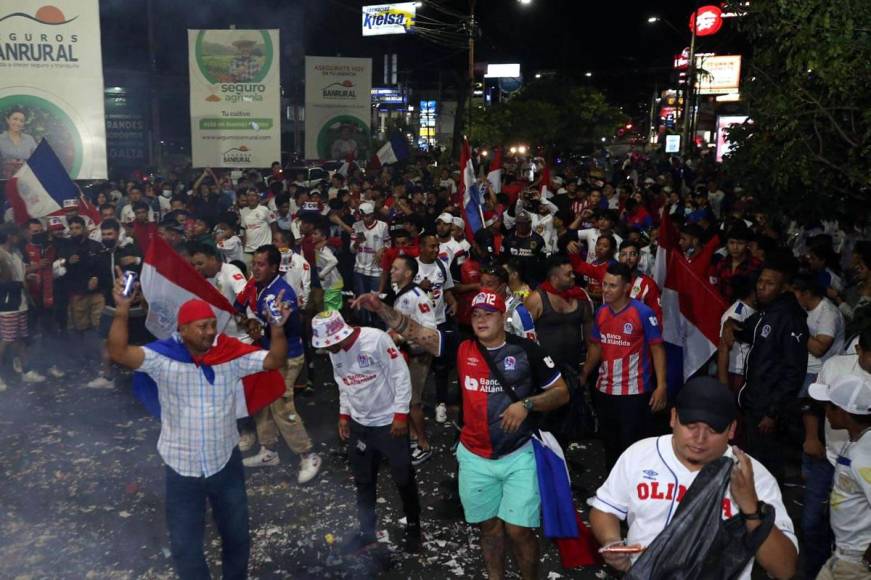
653, 211, 727, 386
131, 334, 285, 419
134, 236, 284, 418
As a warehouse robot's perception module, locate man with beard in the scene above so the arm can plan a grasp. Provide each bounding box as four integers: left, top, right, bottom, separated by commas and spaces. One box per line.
525, 255, 593, 375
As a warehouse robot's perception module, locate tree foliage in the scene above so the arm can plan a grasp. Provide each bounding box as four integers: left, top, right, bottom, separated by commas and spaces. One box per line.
469, 78, 626, 153
722, 0, 870, 220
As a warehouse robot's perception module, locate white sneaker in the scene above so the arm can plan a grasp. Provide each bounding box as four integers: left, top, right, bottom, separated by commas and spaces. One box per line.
435, 403, 448, 424
297, 453, 322, 484
239, 431, 257, 452
86, 376, 114, 389
243, 447, 279, 468
12, 357, 23, 374
48, 366, 65, 378
22, 370, 46, 384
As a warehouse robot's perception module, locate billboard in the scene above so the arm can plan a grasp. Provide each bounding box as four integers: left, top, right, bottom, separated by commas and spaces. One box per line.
362, 3, 416, 36
695, 55, 742, 95
105, 88, 149, 173
485, 64, 521, 78
305, 56, 372, 161
189, 29, 281, 168
0, 0, 107, 179
716, 115, 749, 162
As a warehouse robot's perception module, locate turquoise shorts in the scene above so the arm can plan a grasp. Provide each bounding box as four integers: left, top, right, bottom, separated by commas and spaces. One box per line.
457, 441, 540, 528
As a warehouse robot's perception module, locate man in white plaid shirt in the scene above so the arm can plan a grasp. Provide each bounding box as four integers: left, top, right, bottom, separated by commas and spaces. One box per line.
107, 271, 291, 580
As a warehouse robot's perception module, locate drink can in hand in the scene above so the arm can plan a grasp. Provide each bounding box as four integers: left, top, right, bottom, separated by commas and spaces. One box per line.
121, 271, 138, 297
265, 296, 284, 325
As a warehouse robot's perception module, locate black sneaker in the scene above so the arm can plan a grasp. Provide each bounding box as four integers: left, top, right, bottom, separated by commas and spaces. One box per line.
404, 522, 422, 553
411, 446, 433, 466
342, 531, 377, 554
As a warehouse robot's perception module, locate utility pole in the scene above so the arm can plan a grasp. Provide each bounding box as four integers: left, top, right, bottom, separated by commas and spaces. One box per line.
681, 5, 698, 155
467, 0, 476, 141
146, 0, 161, 170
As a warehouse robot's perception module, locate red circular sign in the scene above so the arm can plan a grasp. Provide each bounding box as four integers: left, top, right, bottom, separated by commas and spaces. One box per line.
689, 5, 723, 36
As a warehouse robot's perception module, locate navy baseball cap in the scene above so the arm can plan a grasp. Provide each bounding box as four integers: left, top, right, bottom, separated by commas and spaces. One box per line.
676, 377, 737, 433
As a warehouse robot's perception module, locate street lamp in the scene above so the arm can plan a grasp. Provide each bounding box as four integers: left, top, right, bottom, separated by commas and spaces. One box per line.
585, 71, 592, 78
518, 0, 532, 5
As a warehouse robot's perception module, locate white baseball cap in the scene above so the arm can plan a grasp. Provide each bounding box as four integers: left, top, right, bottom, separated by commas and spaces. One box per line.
359, 202, 375, 215
437, 212, 454, 224
809, 374, 871, 415
311, 310, 355, 348
452, 217, 465, 229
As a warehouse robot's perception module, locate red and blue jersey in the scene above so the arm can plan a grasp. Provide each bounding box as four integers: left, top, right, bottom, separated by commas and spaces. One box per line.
591, 299, 662, 396
457, 335, 561, 459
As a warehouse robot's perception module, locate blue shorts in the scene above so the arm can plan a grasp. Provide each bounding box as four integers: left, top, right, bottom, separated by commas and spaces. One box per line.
457, 442, 540, 528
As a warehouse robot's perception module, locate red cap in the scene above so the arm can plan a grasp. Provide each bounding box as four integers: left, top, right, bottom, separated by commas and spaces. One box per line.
177, 299, 216, 327
471, 290, 506, 314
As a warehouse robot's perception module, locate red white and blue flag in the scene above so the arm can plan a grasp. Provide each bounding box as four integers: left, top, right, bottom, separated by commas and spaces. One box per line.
134, 235, 284, 419
372, 133, 410, 168
460, 137, 484, 237
486, 146, 502, 194
5, 140, 100, 225
140, 235, 236, 340
653, 211, 727, 385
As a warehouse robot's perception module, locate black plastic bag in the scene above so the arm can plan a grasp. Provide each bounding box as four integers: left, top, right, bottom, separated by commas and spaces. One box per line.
625, 456, 775, 580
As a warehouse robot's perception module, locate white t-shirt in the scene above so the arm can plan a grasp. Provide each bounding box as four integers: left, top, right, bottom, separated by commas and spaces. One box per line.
217, 236, 245, 264
438, 238, 463, 268
0, 247, 27, 313
280, 249, 311, 308
119, 203, 155, 224
817, 354, 869, 466
393, 285, 437, 354
414, 259, 454, 325
316, 245, 342, 290
240, 206, 276, 252
806, 297, 845, 374
330, 327, 412, 427
351, 219, 390, 277
720, 299, 756, 374
578, 228, 623, 263
828, 429, 871, 557
208, 263, 249, 342
589, 435, 797, 580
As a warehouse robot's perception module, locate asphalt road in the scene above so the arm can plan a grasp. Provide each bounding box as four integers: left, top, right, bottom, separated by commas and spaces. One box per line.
0, 341, 806, 579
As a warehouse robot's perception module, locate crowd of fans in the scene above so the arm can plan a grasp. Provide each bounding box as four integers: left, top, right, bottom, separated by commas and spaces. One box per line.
3, 146, 870, 579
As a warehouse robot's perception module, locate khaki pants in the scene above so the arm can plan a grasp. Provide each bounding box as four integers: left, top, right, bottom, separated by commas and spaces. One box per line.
69, 293, 105, 331
407, 353, 432, 406
816, 555, 870, 580
253, 355, 312, 454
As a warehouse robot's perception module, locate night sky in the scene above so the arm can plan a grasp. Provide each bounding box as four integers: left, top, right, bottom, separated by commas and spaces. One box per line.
99, 0, 744, 123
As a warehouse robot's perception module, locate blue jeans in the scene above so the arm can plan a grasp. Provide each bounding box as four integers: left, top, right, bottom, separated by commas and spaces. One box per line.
801, 452, 835, 579
165, 448, 249, 580
353, 272, 381, 325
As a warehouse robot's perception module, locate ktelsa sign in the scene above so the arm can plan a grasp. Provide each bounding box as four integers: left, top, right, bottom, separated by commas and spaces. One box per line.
362, 3, 416, 36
